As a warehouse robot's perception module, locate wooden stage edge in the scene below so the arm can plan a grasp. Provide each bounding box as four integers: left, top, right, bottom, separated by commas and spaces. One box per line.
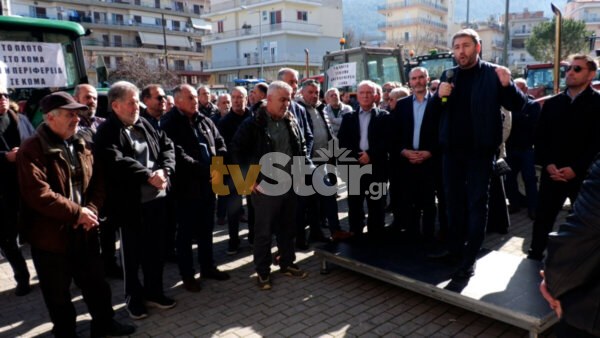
314, 242, 558, 338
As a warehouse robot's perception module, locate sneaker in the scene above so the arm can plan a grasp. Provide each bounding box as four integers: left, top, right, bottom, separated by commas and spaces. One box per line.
91, 319, 136, 338
146, 295, 176, 310
126, 297, 148, 320
201, 268, 230, 281
257, 273, 272, 290
280, 264, 308, 279
182, 277, 202, 293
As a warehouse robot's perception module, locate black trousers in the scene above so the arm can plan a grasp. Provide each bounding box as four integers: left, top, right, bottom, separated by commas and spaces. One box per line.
0, 195, 29, 285
529, 171, 581, 257
396, 163, 436, 239
347, 175, 386, 237
31, 232, 114, 338
120, 198, 166, 302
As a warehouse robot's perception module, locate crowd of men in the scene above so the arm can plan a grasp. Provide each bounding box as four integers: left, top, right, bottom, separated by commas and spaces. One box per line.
1, 28, 600, 337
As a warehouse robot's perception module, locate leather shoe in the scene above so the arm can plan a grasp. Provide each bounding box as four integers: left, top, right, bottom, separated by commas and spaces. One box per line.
91, 319, 135, 338
452, 263, 476, 279
202, 268, 230, 281
15, 282, 31, 296
182, 277, 202, 292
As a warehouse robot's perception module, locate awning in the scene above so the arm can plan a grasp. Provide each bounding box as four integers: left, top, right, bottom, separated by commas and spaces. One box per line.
138, 32, 191, 48
191, 18, 212, 31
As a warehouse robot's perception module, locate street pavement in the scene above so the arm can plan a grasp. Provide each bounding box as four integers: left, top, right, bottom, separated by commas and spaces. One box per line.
0, 190, 562, 337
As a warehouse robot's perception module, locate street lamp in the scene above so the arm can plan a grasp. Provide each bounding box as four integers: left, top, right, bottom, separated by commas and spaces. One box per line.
241, 6, 263, 79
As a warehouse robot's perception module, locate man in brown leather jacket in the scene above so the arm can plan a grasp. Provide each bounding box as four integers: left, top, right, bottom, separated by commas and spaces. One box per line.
17, 92, 134, 338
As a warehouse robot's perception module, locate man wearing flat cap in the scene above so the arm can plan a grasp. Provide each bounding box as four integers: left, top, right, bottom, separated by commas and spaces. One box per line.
16, 91, 135, 338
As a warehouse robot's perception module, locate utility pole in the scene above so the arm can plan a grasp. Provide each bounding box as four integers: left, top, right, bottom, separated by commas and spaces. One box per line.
162, 12, 169, 70
503, 0, 509, 66
466, 0, 470, 28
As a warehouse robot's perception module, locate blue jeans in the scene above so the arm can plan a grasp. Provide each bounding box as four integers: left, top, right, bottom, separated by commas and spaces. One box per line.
443, 151, 494, 267
505, 148, 538, 212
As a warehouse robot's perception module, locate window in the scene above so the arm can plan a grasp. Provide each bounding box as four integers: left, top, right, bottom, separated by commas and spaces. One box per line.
133, 15, 141, 24
113, 35, 122, 47
193, 5, 202, 15
270, 11, 282, 24
175, 2, 184, 12
104, 56, 111, 68
195, 42, 203, 53
190, 75, 198, 84
156, 18, 163, 26
134, 0, 141, 5
180, 76, 188, 84
174, 60, 185, 71
114, 14, 124, 25
102, 34, 109, 47
172, 20, 180, 31
297, 11, 308, 21
217, 20, 224, 33
404, 32, 410, 42
155, 0, 161, 9
34, 7, 47, 19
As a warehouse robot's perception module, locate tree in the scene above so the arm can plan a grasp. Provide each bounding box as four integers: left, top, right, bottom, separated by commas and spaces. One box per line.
526, 18, 589, 63
108, 55, 179, 89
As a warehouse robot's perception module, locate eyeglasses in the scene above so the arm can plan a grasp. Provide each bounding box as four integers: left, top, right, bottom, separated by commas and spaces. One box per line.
566, 65, 586, 73
0, 93, 9, 99
382, 88, 393, 93
155, 95, 166, 101
430, 87, 438, 91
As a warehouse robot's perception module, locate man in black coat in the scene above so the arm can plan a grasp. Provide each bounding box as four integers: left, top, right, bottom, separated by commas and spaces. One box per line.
527, 54, 600, 261
0, 88, 34, 296
94, 81, 176, 319
389, 67, 439, 242
161, 84, 230, 293
428, 29, 527, 279
231, 81, 309, 290
338, 80, 388, 239
540, 154, 600, 337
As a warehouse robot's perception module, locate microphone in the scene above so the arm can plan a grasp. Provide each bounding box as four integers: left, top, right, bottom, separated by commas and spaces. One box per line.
441, 69, 454, 104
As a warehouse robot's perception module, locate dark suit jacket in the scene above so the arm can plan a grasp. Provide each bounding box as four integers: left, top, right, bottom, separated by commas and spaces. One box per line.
289, 101, 314, 156
337, 107, 388, 181
388, 93, 439, 170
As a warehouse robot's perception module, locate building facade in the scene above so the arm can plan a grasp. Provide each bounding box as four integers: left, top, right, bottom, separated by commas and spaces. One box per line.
201, 0, 343, 85
378, 0, 451, 55
505, 9, 548, 71
9, 0, 211, 87
565, 0, 600, 52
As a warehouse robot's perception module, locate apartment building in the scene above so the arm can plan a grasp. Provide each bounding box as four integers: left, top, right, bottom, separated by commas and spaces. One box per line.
378, 0, 451, 55
200, 0, 343, 85
9, 0, 211, 86
505, 9, 548, 71
565, 0, 600, 52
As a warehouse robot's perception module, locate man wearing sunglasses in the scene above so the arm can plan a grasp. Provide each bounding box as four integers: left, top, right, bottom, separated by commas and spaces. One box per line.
141, 84, 168, 131
527, 54, 600, 261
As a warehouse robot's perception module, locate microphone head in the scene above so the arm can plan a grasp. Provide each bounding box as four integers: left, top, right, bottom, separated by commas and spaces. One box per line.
445, 69, 454, 81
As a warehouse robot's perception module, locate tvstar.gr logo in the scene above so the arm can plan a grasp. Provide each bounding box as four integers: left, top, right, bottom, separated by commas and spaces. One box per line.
210, 139, 387, 199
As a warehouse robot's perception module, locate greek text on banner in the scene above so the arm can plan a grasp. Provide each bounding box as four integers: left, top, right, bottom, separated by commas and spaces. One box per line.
327, 62, 357, 88
0, 41, 68, 89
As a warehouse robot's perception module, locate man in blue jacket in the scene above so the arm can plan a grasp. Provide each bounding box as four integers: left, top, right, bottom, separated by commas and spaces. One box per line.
429, 29, 527, 279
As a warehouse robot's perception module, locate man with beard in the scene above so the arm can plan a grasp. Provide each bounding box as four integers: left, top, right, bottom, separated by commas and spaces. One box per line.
428, 29, 527, 281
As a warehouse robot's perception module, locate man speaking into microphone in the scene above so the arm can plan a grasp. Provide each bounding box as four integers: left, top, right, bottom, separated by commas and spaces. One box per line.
428, 29, 527, 282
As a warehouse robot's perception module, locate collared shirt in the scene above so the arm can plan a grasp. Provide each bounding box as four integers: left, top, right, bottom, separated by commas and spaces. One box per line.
412, 94, 429, 149
358, 109, 372, 151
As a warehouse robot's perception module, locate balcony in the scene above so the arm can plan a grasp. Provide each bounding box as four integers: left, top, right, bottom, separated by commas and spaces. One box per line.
204, 52, 322, 71
205, 0, 323, 15
203, 21, 321, 43
378, 18, 447, 31
40, 0, 205, 17
511, 29, 532, 37
377, 0, 447, 14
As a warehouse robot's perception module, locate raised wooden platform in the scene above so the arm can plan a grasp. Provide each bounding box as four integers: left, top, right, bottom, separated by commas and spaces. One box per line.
314, 239, 557, 338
